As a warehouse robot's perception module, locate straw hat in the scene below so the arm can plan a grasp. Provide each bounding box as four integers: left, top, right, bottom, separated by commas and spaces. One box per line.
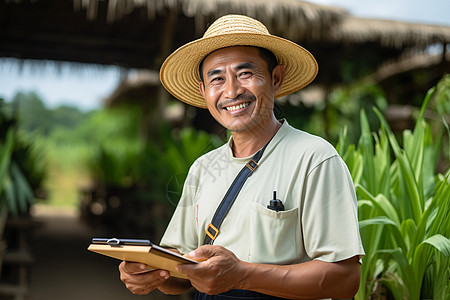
160, 14, 318, 109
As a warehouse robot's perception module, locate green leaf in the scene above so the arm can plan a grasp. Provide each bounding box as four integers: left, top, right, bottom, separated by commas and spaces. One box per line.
359, 216, 408, 253
400, 219, 416, 254
0, 130, 14, 197
356, 185, 400, 226
420, 234, 450, 257
10, 162, 34, 213
359, 216, 397, 228
358, 110, 377, 194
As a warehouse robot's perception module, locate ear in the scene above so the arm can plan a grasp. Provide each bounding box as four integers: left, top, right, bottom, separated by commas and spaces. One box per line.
199, 81, 206, 98
272, 64, 285, 94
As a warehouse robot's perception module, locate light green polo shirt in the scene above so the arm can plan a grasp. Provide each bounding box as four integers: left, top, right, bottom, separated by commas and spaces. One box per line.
160, 120, 364, 266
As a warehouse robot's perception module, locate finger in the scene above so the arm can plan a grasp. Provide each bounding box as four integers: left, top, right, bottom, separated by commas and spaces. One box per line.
120, 268, 171, 295
168, 248, 182, 254
186, 245, 217, 260
124, 275, 165, 295
176, 262, 197, 275
120, 268, 170, 285
120, 261, 148, 274
179, 246, 216, 274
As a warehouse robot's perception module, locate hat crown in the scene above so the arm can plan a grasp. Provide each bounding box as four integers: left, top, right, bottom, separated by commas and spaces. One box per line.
203, 15, 270, 38
160, 14, 318, 109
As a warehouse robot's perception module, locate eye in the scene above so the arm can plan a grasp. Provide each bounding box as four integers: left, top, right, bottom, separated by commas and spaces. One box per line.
209, 76, 224, 85
239, 71, 252, 78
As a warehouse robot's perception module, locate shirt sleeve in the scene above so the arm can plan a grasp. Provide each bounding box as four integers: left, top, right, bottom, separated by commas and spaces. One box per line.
302, 155, 365, 262
159, 167, 200, 255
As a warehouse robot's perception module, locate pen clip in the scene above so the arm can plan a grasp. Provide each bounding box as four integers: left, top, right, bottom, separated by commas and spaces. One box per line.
107, 238, 121, 247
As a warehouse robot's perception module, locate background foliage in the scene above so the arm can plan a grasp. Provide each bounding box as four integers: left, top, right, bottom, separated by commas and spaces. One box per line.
1, 74, 449, 298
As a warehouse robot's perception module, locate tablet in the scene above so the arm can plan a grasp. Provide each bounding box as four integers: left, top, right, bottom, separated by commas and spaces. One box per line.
88, 237, 197, 279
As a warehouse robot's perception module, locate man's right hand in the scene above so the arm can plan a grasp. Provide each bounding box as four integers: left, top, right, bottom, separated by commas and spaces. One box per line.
119, 261, 170, 295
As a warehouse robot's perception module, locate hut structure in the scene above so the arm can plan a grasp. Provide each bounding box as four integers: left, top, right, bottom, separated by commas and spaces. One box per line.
0, 0, 346, 69
1, 2, 449, 298
1, 0, 449, 127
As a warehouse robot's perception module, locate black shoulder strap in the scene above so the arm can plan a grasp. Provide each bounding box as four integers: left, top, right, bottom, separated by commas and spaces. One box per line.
203, 141, 270, 245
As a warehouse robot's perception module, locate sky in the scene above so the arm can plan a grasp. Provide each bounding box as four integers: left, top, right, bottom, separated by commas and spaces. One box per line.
309, 0, 450, 26
1, 0, 449, 111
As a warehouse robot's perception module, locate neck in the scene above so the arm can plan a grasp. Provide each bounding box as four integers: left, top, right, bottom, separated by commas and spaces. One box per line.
231, 117, 281, 158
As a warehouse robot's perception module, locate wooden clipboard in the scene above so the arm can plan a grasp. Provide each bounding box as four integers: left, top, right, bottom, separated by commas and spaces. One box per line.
87, 238, 196, 279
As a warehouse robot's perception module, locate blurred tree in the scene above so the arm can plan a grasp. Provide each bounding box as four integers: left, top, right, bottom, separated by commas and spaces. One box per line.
11, 91, 52, 134
277, 81, 387, 146
52, 105, 89, 130
7, 91, 92, 137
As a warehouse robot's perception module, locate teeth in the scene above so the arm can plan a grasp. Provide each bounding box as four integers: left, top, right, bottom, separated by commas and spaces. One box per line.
225, 102, 250, 112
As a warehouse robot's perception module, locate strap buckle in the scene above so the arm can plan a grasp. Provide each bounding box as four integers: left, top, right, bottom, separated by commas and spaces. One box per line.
246, 159, 258, 171
205, 223, 219, 241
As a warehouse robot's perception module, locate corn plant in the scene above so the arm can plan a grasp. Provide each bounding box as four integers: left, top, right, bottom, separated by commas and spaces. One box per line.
337, 87, 450, 299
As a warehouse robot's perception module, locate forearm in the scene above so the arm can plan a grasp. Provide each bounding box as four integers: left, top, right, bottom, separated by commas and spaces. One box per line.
178, 246, 361, 299
239, 256, 360, 299
157, 277, 192, 295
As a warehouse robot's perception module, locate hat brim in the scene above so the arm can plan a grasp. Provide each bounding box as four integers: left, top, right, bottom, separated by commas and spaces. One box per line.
160, 33, 318, 109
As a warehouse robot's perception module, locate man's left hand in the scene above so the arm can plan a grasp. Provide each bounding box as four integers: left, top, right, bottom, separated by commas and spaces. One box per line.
177, 245, 246, 295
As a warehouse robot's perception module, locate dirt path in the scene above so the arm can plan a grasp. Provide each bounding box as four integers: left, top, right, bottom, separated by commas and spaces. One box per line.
27, 205, 190, 300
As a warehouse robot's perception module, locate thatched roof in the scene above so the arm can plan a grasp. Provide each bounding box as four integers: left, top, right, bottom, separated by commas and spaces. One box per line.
0, 0, 348, 70
74, 0, 347, 41
374, 51, 450, 81
370, 51, 450, 106
332, 17, 450, 48
104, 70, 160, 106
74, 0, 450, 51
2, 0, 449, 94
2, 0, 450, 70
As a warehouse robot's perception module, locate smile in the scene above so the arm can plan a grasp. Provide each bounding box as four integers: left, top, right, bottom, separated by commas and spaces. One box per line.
225, 102, 250, 112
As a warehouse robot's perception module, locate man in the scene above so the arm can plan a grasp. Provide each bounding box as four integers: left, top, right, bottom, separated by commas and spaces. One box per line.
119, 14, 365, 299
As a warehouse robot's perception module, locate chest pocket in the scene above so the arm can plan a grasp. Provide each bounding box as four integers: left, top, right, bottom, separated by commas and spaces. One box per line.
248, 202, 299, 264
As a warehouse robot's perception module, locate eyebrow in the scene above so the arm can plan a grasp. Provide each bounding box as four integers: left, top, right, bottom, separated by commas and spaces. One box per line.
236, 62, 256, 70
206, 62, 256, 78
206, 68, 222, 78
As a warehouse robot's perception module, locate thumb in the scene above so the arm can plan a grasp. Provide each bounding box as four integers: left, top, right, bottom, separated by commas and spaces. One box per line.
185, 245, 215, 261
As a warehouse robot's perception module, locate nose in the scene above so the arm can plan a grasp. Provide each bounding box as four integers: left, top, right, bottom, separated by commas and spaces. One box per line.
224, 75, 244, 99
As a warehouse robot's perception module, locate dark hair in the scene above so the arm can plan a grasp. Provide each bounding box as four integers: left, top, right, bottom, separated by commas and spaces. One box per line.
198, 47, 278, 83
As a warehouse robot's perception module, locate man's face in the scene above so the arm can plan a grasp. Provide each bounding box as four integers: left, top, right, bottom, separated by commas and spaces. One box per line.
199, 46, 283, 133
